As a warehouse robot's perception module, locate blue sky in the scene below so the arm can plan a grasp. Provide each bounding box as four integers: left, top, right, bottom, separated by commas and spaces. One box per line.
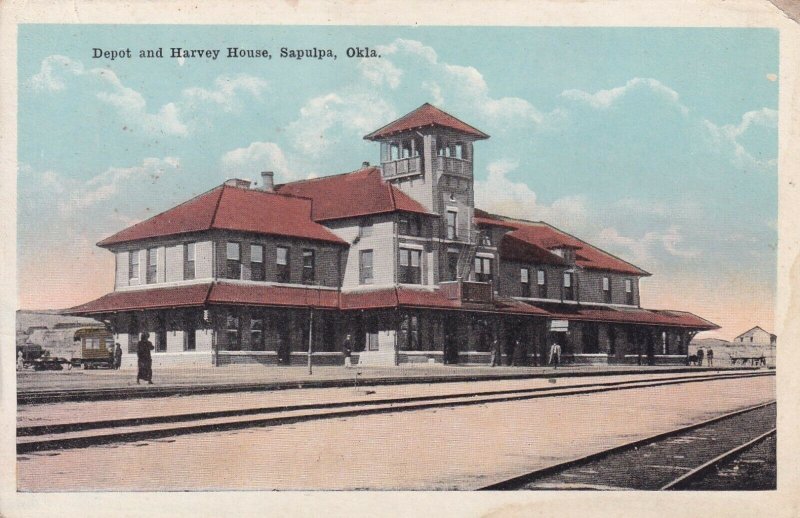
17, 25, 778, 338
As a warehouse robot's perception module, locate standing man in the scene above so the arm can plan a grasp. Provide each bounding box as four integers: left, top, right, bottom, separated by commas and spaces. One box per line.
490, 337, 502, 367
707, 348, 714, 367
342, 333, 353, 368
136, 332, 154, 384
696, 348, 704, 367
113, 342, 123, 370
549, 339, 562, 368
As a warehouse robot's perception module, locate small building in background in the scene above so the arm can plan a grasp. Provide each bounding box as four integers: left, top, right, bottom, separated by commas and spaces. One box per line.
733, 326, 777, 347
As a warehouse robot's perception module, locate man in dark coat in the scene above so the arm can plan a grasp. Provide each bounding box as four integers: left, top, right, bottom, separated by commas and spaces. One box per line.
342, 333, 353, 368
113, 342, 123, 370
136, 332, 154, 384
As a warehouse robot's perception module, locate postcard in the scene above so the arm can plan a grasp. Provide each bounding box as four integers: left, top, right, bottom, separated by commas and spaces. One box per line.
2, 1, 798, 517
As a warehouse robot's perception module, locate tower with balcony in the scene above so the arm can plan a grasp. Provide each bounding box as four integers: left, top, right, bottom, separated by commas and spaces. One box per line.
364, 104, 491, 287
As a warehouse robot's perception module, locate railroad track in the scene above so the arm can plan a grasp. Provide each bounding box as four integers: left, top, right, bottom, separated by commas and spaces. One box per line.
17, 371, 773, 454
17, 366, 764, 405
476, 400, 776, 491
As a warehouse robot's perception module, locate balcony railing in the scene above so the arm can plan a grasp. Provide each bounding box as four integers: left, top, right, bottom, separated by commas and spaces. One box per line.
435, 156, 471, 177
382, 156, 423, 177
439, 279, 493, 304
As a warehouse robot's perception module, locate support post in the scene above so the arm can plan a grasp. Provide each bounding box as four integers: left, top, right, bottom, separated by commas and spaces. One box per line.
308, 308, 314, 375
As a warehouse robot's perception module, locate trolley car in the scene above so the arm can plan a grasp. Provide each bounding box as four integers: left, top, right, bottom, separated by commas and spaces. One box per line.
71, 327, 115, 369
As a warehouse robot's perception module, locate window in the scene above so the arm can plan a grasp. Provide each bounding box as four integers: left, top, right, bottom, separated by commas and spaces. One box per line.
625, 278, 634, 305
250, 317, 265, 351
359, 218, 373, 238
184, 243, 195, 280
360, 250, 374, 284
474, 257, 492, 283
564, 272, 575, 300
226, 242, 241, 279
225, 315, 240, 351
146, 248, 158, 284
184, 320, 196, 351
390, 143, 399, 160
399, 313, 421, 351
251, 244, 264, 281
402, 141, 411, 158
537, 269, 547, 298
399, 248, 422, 284
447, 251, 459, 281
276, 246, 290, 283
367, 332, 379, 351
399, 213, 421, 236
603, 276, 611, 303
129, 250, 139, 281
446, 210, 458, 239
520, 268, 531, 297
455, 143, 463, 159
302, 249, 315, 285
481, 233, 492, 246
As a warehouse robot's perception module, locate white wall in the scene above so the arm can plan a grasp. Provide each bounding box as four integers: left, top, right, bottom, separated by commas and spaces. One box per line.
165, 245, 182, 282
115, 250, 129, 288
326, 215, 395, 289
114, 240, 213, 290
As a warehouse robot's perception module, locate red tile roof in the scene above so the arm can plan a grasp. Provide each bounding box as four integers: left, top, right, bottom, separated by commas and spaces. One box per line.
97, 185, 347, 247
529, 302, 718, 330
277, 167, 433, 222
208, 282, 340, 309
364, 103, 489, 141
66, 282, 340, 315
477, 211, 650, 276
66, 283, 212, 315
340, 287, 550, 316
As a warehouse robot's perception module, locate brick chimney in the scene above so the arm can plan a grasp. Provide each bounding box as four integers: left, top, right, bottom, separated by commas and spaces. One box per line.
261, 171, 274, 191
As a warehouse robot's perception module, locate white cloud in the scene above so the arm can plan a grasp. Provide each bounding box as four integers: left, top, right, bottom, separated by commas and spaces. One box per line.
598, 225, 699, 267
220, 141, 294, 183
58, 157, 180, 215
377, 39, 439, 64
27, 55, 268, 137
358, 59, 402, 89
703, 107, 778, 172
182, 74, 268, 112
288, 92, 395, 157
660, 225, 701, 258
560, 77, 686, 114
474, 159, 588, 230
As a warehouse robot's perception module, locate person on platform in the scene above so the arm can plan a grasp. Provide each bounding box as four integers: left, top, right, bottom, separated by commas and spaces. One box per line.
696, 348, 704, 367
513, 338, 523, 367
342, 333, 353, 368
136, 332, 154, 384
548, 340, 562, 368
490, 338, 501, 367
707, 348, 714, 367
113, 342, 123, 370
17, 350, 24, 371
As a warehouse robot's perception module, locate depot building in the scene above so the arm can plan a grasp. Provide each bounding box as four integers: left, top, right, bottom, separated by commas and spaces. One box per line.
67, 103, 718, 368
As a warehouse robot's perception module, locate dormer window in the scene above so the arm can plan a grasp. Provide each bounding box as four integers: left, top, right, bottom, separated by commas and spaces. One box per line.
563, 272, 575, 300
625, 278, 634, 305
602, 276, 611, 303
399, 213, 421, 237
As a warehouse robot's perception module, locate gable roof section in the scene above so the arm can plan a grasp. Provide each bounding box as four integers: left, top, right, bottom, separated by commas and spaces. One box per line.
277, 166, 432, 222
477, 210, 650, 276
364, 103, 489, 141
97, 185, 347, 247
734, 326, 774, 339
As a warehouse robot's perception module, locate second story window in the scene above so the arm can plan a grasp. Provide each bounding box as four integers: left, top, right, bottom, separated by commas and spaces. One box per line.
184, 243, 195, 280
146, 248, 158, 284
602, 276, 611, 303
226, 242, 241, 279
563, 272, 575, 300
360, 250, 373, 284
276, 246, 290, 283
520, 267, 530, 297
625, 278, 634, 305
302, 249, 315, 284
447, 251, 459, 281
359, 218, 373, 238
129, 250, 139, 282
446, 210, 457, 240
399, 213, 421, 236
251, 244, 264, 281
474, 257, 492, 283
537, 269, 547, 298
399, 248, 422, 284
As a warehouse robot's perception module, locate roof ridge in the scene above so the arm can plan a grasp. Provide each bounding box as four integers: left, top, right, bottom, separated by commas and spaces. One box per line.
209, 184, 228, 229
97, 184, 224, 247
277, 166, 378, 188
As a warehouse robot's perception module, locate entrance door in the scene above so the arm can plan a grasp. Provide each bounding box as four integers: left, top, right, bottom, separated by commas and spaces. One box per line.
443, 318, 459, 364
277, 326, 291, 365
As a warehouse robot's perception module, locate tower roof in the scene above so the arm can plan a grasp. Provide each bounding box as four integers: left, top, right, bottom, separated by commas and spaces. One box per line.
364, 103, 489, 141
